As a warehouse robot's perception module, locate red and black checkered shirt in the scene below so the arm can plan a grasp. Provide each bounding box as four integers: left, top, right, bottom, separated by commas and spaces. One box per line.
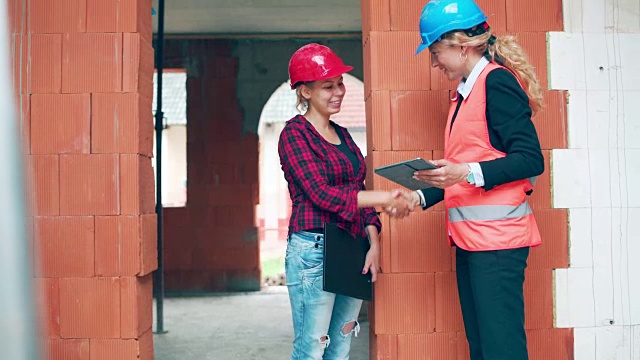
278, 115, 381, 239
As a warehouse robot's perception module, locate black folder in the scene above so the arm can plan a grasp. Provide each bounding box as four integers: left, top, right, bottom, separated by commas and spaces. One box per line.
322, 223, 372, 301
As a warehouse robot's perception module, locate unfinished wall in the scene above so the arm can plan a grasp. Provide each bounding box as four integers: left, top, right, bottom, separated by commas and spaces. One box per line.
550, 0, 640, 357
8, 0, 157, 358
159, 39, 260, 292
362, 0, 573, 358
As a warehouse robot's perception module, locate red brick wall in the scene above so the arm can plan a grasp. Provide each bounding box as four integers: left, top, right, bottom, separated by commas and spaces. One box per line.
362, 0, 573, 358
161, 40, 261, 292
9, 0, 157, 358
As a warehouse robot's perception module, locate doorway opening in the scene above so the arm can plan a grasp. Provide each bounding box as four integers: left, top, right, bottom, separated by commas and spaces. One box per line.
153, 69, 188, 208
256, 73, 367, 286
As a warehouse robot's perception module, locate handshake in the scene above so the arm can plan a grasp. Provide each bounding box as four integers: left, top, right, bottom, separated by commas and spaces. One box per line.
383, 189, 420, 219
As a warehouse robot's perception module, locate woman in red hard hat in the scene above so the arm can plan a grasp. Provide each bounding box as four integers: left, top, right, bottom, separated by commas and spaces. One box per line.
278, 43, 412, 359
404, 0, 546, 359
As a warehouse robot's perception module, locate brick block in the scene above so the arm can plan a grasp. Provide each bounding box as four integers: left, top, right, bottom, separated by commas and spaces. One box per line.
515, 32, 549, 91
89, 339, 137, 360
391, 90, 449, 150
120, 154, 156, 215
379, 213, 392, 273
33, 277, 60, 338
19, 94, 30, 152
92, 93, 146, 154
457, 333, 471, 360
139, 328, 154, 360
86, 0, 145, 33
138, 95, 154, 157
365, 90, 392, 151
476, 0, 507, 33
527, 328, 574, 360
12, 34, 29, 95
368, 32, 431, 91
524, 269, 553, 329
435, 272, 464, 332
30, 0, 86, 33
135, 0, 153, 44
374, 273, 435, 334
164, 269, 260, 293
370, 331, 398, 360
59, 154, 119, 215
140, 214, 158, 275
95, 216, 139, 276
506, 0, 563, 32
163, 207, 193, 271
31, 94, 90, 154
188, 184, 256, 208
30, 34, 62, 93
7, 0, 19, 34
33, 216, 94, 277
30, 155, 60, 216
194, 206, 256, 230
529, 151, 551, 209
120, 275, 153, 339
122, 33, 140, 92
361, 0, 390, 39
59, 277, 120, 338
364, 34, 373, 97
391, 211, 451, 273
43, 339, 89, 360
533, 91, 568, 149
397, 333, 458, 359
371, 150, 433, 191
389, 0, 423, 31
192, 230, 259, 271
62, 33, 122, 93
528, 209, 569, 270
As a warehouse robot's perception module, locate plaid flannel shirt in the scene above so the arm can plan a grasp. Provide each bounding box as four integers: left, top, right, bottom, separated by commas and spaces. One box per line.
278, 115, 381, 238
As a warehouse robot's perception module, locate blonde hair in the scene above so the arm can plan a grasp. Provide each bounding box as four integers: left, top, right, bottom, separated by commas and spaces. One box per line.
295, 86, 308, 113
440, 30, 544, 115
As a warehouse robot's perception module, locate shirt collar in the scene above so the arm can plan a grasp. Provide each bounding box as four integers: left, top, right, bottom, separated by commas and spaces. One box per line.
456, 57, 490, 99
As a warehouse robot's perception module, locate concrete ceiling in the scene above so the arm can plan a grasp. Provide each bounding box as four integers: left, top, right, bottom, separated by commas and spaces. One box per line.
152, 0, 362, 35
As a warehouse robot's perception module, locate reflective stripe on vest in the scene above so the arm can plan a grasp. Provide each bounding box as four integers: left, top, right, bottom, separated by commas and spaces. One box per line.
448, 201, 532, 223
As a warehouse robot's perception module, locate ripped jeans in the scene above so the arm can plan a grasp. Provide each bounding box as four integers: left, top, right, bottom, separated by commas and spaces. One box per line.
286, 231, 363, 360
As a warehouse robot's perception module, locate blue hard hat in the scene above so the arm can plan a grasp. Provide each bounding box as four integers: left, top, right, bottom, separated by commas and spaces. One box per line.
415, 0, 488, 54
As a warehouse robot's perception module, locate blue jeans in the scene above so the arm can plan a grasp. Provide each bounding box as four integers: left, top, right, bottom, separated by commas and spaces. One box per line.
286, 231, 363, 360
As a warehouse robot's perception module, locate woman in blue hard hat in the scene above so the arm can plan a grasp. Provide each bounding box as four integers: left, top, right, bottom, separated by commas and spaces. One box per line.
405, 0, 545, 359
279, 43, 413, 360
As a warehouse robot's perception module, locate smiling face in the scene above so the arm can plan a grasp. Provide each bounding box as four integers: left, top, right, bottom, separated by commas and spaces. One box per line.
429, 42, 467, 81
300, 75, 346, 117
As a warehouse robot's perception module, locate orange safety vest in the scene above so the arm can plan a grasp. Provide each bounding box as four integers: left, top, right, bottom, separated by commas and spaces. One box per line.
444, 62, 542, 251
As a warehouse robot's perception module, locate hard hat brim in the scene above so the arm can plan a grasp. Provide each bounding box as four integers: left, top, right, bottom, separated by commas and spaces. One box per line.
415, 43, 429, 55
289, 65, 353, 89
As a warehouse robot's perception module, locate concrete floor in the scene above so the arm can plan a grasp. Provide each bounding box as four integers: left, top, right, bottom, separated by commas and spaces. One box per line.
153, 287, 369, 360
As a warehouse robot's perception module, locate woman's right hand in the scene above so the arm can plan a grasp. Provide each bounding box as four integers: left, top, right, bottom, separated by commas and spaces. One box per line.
384, 189, 418, 219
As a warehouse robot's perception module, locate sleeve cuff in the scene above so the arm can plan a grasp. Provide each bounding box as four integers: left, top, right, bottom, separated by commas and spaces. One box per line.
417, 190, 427, 208
468, 162, 485, 187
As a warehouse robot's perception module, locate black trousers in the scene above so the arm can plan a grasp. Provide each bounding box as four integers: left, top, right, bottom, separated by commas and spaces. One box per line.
456, 246, 530, 360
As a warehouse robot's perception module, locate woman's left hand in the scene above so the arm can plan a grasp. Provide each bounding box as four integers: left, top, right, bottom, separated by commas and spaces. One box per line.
413, 159, 468, 189
362, 245, 380, 282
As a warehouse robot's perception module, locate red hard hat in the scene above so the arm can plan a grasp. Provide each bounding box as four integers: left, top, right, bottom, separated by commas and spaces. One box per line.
288, 43, 353, 89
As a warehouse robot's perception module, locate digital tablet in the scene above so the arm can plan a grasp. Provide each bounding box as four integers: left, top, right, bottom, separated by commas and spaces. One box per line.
373, 158, 438, 190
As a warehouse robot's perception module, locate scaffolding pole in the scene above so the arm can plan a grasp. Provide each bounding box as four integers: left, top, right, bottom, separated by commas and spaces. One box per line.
153, 0, 168, 335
